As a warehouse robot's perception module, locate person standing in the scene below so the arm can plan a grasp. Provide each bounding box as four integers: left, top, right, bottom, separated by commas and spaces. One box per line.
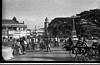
16, 39, 21, 55
48, 43, 51, 52
17, 39, 23, 55
12, 39, 19, 55
20, 38, 25, 54
26, 37, 30, 50
39, 39, 44, 51
24, 38, 28, 51
31, 38, 35, 50
68, 37, 73, 47
28, 37, 32, 50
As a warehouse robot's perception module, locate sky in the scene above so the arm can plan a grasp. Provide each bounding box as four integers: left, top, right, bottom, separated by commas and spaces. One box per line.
2, 0, 100, 29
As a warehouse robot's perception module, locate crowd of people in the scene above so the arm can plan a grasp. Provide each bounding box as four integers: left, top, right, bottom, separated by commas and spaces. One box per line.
2, 36, 68, 58
2, 35, 100, 61
2, 36, 57, 57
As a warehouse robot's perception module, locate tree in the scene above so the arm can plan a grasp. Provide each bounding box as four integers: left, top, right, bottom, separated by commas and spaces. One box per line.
48, 9, 100, 38
48, 17, 73, 37
76, 9, 100, 27
76, 9, 100, 38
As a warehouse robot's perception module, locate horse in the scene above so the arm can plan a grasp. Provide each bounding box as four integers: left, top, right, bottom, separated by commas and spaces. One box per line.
63, 38, 74, 57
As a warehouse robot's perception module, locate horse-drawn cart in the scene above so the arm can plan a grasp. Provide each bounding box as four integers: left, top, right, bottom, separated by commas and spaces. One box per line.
72, 40, 99, 61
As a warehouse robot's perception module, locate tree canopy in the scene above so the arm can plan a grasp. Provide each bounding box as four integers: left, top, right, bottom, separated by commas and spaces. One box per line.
48, 9, 100, 38
76, 9, 100, 38
48, 17, 73, 37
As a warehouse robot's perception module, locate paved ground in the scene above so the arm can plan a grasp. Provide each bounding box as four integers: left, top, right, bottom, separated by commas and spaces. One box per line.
8, 47, 75, 61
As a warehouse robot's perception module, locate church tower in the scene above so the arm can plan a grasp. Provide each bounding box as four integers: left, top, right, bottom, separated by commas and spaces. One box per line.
44, 17, 49, 36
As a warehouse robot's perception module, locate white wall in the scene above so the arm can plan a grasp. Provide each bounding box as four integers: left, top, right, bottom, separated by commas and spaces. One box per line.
8, 30, 29, 39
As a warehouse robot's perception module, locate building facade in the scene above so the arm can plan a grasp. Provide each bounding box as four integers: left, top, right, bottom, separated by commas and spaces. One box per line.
2, 17, 28, 39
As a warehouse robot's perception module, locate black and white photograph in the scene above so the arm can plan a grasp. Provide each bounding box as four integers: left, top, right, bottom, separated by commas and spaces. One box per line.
2, 0, 100, 62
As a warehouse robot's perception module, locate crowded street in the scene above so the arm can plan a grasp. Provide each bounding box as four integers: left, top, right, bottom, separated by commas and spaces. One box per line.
9, 47, 74, 61
2, 0, 100, 62
2, 35, 100, 61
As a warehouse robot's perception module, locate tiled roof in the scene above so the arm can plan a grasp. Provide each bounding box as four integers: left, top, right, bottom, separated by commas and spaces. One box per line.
2, 19, 27, 28
2, 24, 27, 28
2, 19, 19, 24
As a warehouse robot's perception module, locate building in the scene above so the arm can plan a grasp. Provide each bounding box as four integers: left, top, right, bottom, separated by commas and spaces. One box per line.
36, 28, 44, 36
2, 17, 28, 39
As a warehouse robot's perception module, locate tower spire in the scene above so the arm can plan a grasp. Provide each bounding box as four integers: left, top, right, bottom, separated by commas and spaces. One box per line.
45, 17, 48, 22
12, 16, 18, 23
71, 16, 77, 39
72, 17, 76, 32
12, 16, 17, 21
